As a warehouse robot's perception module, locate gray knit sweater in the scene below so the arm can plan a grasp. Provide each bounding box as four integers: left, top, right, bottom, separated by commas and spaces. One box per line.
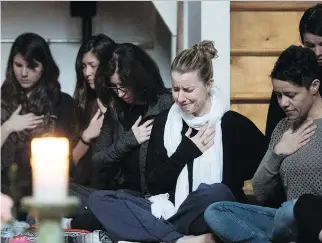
253, 118, 322, 202
91, 93, 173, 192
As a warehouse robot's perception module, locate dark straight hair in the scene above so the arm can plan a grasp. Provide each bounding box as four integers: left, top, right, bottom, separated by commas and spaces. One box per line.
73, 34, 116, 132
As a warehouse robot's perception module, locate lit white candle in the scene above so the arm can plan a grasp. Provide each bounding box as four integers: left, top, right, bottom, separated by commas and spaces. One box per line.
31, 137, 69, 203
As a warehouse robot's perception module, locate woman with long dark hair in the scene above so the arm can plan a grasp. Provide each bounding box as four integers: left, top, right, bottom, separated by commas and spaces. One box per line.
70, 34, 116, 187
1, 32, 74, 204
88, 43, 173, 192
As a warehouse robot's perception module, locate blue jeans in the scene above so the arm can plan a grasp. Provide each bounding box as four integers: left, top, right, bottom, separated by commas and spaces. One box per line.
273, 200, 298, 242
204, 200, 297, 243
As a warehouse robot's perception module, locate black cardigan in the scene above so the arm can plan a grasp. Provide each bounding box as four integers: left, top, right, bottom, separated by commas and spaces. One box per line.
145, 110, 268, 203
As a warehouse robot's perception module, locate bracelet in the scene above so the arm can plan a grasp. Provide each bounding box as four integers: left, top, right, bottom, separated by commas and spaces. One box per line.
80, 136, 91, 146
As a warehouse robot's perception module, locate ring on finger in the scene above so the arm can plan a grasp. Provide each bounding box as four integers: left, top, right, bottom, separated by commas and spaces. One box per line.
202, 140, 207, 146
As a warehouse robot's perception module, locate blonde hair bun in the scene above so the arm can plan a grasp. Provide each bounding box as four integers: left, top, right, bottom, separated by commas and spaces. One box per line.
193, 40, 218, 60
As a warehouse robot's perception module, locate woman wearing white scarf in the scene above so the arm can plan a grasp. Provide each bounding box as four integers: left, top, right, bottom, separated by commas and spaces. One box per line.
143, 40, 266, 242
148, 86, 228, 219
165, 87, 227, 211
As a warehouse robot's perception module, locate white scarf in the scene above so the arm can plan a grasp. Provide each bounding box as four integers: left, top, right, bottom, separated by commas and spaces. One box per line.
149, 89, 228, 219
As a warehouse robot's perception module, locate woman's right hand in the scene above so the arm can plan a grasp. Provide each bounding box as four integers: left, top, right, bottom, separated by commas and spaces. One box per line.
1, 193, 13, 227
82, 109, 105, 143
274, 120, 317, 156
4, 105, 44, 133
132, 115, 154, 144
185, 123, 216, 153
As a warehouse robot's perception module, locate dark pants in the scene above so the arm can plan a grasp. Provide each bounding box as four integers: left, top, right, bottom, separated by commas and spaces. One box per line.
68, 182, 99, 217
72, 183, 235, 242
25, 182, 98, 225
294, 194, 322, 243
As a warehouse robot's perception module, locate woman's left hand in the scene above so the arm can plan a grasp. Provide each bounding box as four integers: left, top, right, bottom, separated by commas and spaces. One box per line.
97, 98, 107, 114
82, 109, 104, 143
185, 124, 216, 153
132, 115, 154, 144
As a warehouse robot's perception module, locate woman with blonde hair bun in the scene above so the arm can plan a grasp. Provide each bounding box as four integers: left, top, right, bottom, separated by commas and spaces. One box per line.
67, 40, 267, 243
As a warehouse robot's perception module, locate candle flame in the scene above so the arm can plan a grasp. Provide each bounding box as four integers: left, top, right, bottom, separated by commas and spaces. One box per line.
31, 137, 69, 157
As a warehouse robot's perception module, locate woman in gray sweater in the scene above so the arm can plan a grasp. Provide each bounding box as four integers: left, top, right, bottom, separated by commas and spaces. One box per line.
204, 45, 322, 243
90, 43, 173, 193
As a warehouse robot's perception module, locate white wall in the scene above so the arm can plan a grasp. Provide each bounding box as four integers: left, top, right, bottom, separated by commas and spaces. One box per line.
152, 1, 177, 35
201, 1, 230, 108
152, 1, 177, 62
1, 1, 172, 96
181, 1, 230, 107
146, 12, 172, 86
183, 1, 201, 49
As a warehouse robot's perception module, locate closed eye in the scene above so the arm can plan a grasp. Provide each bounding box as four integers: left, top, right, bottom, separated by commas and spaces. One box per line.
183, 88, 194, 93
172, 87, 180, 92
14, 62, 23, 68
27, 64, 38, 69
305, 43, 315, 48
285, 92, 296, 98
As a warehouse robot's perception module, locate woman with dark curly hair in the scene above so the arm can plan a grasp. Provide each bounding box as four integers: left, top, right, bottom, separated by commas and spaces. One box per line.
89, 42, 173, 192
204, 45, 322, 243
1, 32, 74, 205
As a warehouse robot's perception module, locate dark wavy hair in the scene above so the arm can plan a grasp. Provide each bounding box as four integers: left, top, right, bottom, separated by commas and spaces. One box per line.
73, 34, 116, 132
271, 45, 321, 92
1, 32, 61, 116
95, 43, 169, 119
299, 3, 322, 43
